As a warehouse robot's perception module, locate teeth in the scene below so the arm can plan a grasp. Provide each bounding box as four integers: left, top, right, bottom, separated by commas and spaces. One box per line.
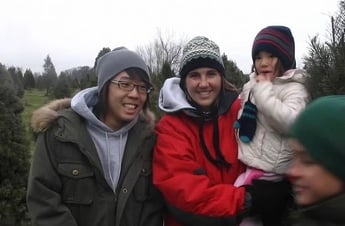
124, 104, 136, 109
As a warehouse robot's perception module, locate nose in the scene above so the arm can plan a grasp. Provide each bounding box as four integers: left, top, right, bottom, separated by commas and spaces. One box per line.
127, 86, 140, 97
199, 75, 208, 87
286, 160, 300, 182
260, 56, 271, 66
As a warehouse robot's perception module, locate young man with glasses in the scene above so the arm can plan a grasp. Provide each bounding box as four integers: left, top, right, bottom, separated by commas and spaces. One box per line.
27, 47, 164, 226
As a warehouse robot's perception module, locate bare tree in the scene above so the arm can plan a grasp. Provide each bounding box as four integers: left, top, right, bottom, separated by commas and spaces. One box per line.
136, 29, 187, 75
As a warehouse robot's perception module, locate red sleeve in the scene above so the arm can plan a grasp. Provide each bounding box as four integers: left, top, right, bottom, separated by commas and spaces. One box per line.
153, 113, 245, 217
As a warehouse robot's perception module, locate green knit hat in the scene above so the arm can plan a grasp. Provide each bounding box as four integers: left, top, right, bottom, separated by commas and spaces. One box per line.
290, 95, 345, 181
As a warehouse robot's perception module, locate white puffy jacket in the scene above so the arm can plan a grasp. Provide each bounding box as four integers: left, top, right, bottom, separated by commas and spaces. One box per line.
237, 69, 309, 174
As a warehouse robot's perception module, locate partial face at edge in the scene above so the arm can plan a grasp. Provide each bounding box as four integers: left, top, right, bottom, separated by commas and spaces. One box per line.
287, 139, 344, 206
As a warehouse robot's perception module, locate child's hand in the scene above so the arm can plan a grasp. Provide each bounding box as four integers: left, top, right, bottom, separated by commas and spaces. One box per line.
256, 73, 274, 82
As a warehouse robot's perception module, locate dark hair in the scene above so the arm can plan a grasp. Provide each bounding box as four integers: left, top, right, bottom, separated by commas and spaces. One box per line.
93, 68, 152, 121
223, 77, 238, 92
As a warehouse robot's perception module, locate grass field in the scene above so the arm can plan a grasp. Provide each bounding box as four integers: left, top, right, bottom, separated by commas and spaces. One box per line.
22, 89, 50, 152
22, 89, 50, 128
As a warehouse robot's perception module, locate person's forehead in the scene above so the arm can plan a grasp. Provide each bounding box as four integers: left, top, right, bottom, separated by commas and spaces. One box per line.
188, 67, 218, 73
114, 72, 145, 82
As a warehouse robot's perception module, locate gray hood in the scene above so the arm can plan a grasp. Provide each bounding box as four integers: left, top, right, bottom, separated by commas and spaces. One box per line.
71, 87, 138, 192
158, 77, 195, 113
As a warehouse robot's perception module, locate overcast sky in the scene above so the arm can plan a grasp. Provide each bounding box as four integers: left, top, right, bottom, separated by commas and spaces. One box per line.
0, 0, 340, 75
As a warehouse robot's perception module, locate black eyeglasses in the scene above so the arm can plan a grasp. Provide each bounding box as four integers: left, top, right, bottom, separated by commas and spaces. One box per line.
111, 80, 153, 94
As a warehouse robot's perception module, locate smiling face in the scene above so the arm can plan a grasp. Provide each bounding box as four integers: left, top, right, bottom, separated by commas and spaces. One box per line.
287, 139, 344, 206
184, 67, 222, 110
104, 71, 147, 130
254, 51, 281, 81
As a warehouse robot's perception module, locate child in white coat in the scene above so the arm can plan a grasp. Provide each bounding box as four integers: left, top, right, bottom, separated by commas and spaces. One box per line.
234, 25, 309, 226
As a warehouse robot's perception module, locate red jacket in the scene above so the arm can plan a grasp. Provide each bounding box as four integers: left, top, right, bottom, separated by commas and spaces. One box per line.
153, 98, 246, 226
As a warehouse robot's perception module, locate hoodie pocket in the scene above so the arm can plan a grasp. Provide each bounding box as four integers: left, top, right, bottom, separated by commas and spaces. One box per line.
58, 163, 95, 205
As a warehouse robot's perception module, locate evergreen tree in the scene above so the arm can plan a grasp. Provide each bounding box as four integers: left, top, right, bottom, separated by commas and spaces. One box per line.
53, 72, 72, 98
303, 1, 345, 99
7, 67, 24, 98
23, 69, 35, 89
222, 54, 249, 90
0, 65, 30, 225
94, 47, 111, 69
150, 61, 174, 119
0, 64, 14, 88
35, 74, 45, 90
42, 55, 58, 96
160, 60, 175, 80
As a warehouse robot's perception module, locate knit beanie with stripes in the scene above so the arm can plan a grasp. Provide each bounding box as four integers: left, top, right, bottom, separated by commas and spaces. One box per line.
179, 36, 225, 78
252, 25, 296, 71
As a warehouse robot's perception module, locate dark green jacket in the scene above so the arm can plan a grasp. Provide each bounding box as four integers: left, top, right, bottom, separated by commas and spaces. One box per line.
27, 109, 164, 226
290, 193, 345, 226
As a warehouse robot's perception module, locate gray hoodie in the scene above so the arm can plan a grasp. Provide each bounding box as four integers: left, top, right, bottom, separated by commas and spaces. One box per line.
71, 87, 138, 192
